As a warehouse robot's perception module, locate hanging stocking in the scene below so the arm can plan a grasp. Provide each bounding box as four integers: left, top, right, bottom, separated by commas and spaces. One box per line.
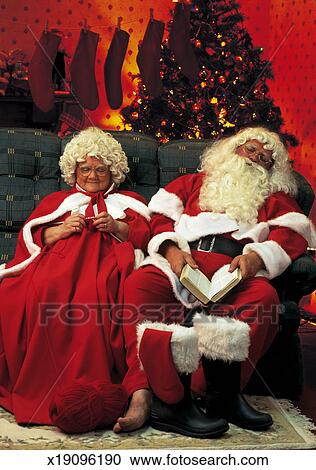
70, 30, 99, 110
104, 28, 130, 110
169, 3, 199, 81
136, 19, 165, 98
28, 31, 61, 112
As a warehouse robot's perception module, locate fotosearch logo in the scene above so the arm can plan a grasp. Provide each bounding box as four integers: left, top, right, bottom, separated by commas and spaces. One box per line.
38, 302, 280, 326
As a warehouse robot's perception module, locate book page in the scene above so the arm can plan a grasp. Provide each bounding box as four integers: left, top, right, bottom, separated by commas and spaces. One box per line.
209, 264, 240, 299
180, 265, 213, 304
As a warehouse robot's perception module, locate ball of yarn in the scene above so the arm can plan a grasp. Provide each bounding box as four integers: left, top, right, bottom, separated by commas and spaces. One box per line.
49, 381, 128, 434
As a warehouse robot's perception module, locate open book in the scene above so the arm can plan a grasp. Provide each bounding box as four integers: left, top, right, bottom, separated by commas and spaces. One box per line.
180, 264, 242, 304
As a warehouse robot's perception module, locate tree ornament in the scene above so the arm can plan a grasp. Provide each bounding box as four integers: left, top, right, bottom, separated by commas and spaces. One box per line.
192, 102, 201, 111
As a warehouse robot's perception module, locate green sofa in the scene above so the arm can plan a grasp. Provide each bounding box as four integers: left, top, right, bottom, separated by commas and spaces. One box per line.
0, 127, 315, 399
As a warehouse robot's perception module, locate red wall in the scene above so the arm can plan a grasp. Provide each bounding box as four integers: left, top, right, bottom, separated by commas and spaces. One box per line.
0, 0, 315, 208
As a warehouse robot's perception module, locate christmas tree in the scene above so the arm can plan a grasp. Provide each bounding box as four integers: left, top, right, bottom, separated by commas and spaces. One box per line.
121, 0, 294, 144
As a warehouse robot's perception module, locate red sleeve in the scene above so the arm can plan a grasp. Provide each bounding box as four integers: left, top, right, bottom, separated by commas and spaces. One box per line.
149, 174, 201, 237
263, 192, 308, 260
124, 208, 151, 250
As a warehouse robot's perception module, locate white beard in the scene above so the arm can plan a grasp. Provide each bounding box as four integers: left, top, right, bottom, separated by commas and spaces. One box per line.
199, 153, 271, 225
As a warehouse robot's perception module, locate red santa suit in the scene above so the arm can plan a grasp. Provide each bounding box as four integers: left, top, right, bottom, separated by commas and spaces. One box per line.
0, 184, 151, 425
124, 173, 315, 392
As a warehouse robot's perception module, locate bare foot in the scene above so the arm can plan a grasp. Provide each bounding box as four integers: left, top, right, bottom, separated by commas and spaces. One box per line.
113, 389, 151, 433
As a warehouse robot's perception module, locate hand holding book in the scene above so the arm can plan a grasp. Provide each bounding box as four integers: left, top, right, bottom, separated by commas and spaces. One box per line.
229, 252, 265, 279
180, 264, 242, 304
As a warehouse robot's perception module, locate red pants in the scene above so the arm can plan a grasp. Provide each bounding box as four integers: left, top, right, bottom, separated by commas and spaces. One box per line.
124, 264, 280, 392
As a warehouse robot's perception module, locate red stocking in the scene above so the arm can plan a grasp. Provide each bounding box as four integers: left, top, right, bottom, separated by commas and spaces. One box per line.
169, 3, 199, 81
136, 19, 165, 98
70, 30, 99, 110
104, 29, 130, 110
28, 31, 61, 112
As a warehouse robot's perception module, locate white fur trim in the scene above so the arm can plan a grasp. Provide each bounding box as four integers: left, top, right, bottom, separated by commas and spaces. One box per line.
175, 213, 239, 242
112, 193, 151, 221
23, 193, 91, 255
141, 255, 200, 308
148, 188, 184, 222
193, 312, 250, 362
232, 221, 270, 243
137, 321, 200, 374
147, 231, 191, 257
268, 212, 316, 248
243, 240, 292, 279
0, 192, 91, 281
134, 249, 145, 269
74, 192, 151, 221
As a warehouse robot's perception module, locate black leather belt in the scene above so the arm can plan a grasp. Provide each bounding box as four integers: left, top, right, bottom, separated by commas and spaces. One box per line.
189, 235, 243, 258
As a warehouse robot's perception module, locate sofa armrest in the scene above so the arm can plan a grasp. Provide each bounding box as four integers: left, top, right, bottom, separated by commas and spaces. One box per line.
272, 253, 316, 303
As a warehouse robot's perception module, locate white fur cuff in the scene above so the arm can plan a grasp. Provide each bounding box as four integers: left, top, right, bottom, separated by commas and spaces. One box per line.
147, 232, 191, 257
137, 321, 200, 374
193, 312, 250, 362
243, 240, 292, 279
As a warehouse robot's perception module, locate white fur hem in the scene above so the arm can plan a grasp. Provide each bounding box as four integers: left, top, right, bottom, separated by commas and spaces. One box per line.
268, 212, 316, 248
147, 231, 191, 257
137, 321, 200, 373
148, 188, 184, 222
141, 255, 200, 308
193, 312, 250, 362
243, 240, 292, 279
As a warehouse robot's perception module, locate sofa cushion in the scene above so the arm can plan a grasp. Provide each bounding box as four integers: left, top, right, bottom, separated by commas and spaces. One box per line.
0, 129, 61, 231
0, 232, 19, 263
158, 139, 210, 187
0, 176, 59, 231
0, 128, 61, 179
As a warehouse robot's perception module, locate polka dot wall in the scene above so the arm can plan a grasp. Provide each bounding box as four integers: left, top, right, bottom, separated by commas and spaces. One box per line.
0, 0, 315, 210
241, 0, 316, 219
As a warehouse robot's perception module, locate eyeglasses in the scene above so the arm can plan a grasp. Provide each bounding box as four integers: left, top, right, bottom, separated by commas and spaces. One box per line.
243, 144, 274, 168
78, 166, 109, 176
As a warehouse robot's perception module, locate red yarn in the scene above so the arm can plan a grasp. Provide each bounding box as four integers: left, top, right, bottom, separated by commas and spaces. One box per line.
49, 381, 128, 434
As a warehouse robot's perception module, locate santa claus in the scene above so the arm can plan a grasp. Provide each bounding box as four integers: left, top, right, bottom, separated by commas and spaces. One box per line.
124, 126, 316, 438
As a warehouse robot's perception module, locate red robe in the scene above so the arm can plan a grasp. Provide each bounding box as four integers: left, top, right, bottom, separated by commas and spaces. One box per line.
0, 186, 151, 425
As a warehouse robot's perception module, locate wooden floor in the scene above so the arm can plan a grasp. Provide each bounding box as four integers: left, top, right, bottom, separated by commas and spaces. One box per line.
296, 323, 316, 424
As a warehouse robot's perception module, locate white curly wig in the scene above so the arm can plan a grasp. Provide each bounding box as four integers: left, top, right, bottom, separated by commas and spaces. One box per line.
59, 127, 129, 186
199, 127, 298, 225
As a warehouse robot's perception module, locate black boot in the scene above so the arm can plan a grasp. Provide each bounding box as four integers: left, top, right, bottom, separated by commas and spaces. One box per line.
150, 373, 229, 438
202, 357, 273, 431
